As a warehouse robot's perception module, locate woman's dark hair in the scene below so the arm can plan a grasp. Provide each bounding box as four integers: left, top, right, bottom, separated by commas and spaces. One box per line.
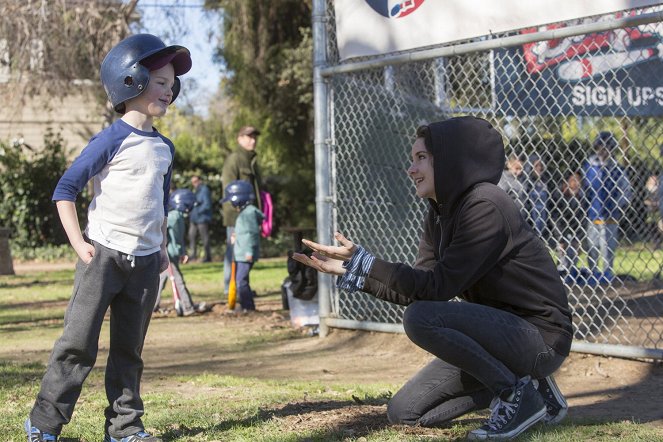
415, 125, 433, 154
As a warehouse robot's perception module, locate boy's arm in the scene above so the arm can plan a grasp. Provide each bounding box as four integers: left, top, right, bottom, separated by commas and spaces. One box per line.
56, 200, 95, 263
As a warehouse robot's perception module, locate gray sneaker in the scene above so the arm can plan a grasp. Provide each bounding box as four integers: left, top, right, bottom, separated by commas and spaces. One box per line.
536, 375, 568, 424
468, 376, 547, 440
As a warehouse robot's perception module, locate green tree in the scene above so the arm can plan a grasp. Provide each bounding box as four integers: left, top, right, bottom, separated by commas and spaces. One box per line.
0, 0, 139, 121
206, 0, 315, 230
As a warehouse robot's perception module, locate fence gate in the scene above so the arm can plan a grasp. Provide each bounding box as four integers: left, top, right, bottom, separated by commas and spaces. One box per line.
313, 1, 663, 359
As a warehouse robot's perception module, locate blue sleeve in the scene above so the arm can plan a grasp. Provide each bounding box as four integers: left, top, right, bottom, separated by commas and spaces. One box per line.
162, 139, 175, 216
52, 127, 123, 202
200, 185, 212, 211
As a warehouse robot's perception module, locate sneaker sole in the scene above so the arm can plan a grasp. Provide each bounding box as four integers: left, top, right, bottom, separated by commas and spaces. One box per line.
468, 405, 547, 440
545, 406, 568, 425
541, 376, 568, 425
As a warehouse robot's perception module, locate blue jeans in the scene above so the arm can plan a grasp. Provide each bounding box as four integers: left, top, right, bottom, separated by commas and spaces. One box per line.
388, 301, 565, 427
223, 226, 235, 295
586, 221, 619, 276
235, 261, 255, 310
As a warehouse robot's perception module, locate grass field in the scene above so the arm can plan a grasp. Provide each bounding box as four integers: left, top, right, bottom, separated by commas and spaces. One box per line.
1, 259, 663, 441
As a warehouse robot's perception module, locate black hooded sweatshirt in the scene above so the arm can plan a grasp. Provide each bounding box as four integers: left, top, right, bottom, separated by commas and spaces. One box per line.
364, 116, 573, 356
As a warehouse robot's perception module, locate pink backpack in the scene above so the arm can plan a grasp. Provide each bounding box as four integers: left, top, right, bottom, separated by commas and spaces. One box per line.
260, 190, 273, 238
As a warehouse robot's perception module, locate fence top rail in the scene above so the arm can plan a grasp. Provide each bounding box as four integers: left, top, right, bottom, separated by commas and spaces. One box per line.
320, 9, 663, 76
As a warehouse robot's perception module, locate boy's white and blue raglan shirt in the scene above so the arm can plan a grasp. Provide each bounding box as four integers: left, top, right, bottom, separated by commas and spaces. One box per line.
52, 119, 174, 256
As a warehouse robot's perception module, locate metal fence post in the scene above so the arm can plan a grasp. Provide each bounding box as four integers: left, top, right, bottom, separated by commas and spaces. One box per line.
313, 0, 333, 337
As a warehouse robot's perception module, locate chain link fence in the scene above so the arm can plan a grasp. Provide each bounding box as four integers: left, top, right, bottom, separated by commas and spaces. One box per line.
316, 2, 663, 357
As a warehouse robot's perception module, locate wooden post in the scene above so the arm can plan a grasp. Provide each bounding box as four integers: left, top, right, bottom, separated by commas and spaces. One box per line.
0, 228, 14, 275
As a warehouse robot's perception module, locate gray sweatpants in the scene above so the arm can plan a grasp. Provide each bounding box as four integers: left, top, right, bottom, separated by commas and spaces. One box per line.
29, 240, 160, 438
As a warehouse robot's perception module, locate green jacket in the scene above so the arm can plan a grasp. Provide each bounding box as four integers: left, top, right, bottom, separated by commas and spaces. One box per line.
233, 204, 265, 262
221, 146, 262, 226
166, 209, 186, 261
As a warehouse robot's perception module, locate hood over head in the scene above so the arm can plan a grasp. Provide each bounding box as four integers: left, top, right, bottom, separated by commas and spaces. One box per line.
425, 116, 504, 209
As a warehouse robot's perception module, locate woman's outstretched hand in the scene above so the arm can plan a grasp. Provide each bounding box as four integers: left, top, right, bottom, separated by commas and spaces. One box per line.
292, 232, 357, 276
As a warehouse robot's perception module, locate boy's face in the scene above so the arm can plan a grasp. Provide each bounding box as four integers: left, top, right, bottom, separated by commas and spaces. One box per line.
507, 159, 523, 177
125, 63, 175, 118
567, 173, 581, 190
407, 137, 436, 201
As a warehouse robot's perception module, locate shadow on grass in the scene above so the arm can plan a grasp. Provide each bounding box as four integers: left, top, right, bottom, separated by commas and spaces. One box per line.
0, 278, 71, 290
158, 398, 391, 441
156, 396, 490, 441
0, 361, 44, 388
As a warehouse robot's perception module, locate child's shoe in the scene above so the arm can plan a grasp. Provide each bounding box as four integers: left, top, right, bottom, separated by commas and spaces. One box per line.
24, 418, 58, 442
104, 430, 161, 442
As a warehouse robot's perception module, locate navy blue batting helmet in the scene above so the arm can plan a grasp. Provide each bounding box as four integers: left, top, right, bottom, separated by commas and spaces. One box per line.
100, 34, 192, 114
169, 189, 196, 213
221, 180, 255, 208
593, 131, 618, 151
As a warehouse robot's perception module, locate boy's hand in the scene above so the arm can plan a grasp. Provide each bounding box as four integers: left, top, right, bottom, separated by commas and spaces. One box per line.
181, 255, 189, 264
74, 240, 95, 264
159, 249, 169, 272
245, 254, 253, 262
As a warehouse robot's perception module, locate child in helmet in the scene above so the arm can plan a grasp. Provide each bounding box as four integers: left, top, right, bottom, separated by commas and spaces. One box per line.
25, 34, 191, 442
154, 187, 207, 316
222, 180, 265, 311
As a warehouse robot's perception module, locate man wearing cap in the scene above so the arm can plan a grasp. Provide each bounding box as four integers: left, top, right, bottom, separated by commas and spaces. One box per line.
221, 126, 263, 296
582, 131, 633, 284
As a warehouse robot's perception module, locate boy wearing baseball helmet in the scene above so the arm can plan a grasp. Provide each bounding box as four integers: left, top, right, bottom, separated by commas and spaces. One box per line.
222, 180, 265, 311
25, 34, 191, 442
153, 188, 207, 316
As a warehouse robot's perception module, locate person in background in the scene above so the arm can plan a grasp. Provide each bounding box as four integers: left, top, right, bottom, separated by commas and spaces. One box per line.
154, 188, 207, 316
498, 154, 527, 218
294, 117, 571, 440
551, 171, 585, 281
582, 131, 633, 284
525, 154, 552, 241
221, 180, 265, 312
188, 175, 213, 262
221, 126, 263, 298
644, 174, 661, 249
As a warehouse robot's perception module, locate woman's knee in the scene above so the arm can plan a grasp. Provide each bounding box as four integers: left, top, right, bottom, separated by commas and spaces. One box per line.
386, 394, 417, 426
402, 301, 431, 340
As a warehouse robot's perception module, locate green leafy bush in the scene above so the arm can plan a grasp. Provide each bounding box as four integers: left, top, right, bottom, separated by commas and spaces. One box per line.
0, 130, 87, 251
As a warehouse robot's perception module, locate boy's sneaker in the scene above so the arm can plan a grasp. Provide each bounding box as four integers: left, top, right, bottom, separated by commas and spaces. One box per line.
24, 418, 58, 442
468, 376, 546, 440
536, 375, 568, 424
104, 430, 161, 442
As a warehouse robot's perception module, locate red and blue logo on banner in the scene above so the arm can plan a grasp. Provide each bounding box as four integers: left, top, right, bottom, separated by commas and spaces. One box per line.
365, 0, 425, 19
494, 10, 663, 116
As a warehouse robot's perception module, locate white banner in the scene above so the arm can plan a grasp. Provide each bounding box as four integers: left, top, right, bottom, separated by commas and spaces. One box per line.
334, 0, 663, 60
